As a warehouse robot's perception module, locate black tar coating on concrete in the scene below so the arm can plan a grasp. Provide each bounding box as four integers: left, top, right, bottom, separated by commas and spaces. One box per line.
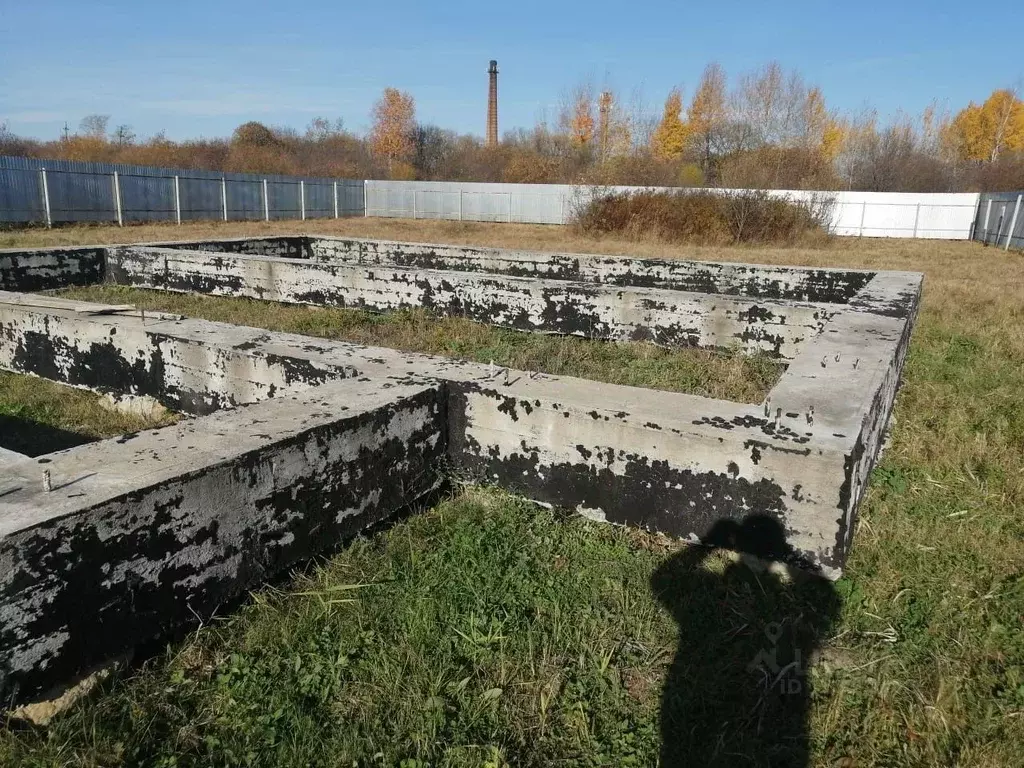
310, 238, 874, 303
0, 387, 446, 702
445, 383, 819, 568
108, 249, 814, 358
2, 321, 348, 417
0, 248, 105, 292
156, 237, 314, 260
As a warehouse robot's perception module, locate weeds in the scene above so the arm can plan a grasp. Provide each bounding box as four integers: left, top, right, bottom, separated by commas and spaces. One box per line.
571, 189, 833, 245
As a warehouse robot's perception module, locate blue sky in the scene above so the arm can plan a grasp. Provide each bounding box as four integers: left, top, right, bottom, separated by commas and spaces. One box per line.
1, 0, 1021, 142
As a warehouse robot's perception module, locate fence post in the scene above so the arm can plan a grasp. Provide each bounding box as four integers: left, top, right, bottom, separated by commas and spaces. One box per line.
300, 180, 306, 220
412, 190, 417, 219
1005, 194, 1022, 251
508, 192, 512, 223
984, 199, 992, 242
333, 181, 339, 219
859, 200, 867, 236
221, 177, 228, 221
112, 171, 123, 227
263, 179, 270, 221
173, 175, 181, 224
912, 202, 920, 238
39, 168, 52, 228
560, 195, 565, 224
459, 190, 463, 221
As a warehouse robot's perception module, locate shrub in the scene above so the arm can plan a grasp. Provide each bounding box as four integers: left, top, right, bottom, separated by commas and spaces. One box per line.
571, 189, 834, 246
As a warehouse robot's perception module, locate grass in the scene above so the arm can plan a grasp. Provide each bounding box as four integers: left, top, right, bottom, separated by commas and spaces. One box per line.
2, 219, 1024, 766
0, 371, 176, 456
51, 286, 783, 404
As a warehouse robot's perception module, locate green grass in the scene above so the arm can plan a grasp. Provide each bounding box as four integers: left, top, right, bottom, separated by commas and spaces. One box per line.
0, 371, 176, 456
52, 286, 785, 404
0, 488, 837, 767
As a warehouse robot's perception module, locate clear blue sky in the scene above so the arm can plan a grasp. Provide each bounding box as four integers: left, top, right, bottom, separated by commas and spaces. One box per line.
1, 0, 1021, 142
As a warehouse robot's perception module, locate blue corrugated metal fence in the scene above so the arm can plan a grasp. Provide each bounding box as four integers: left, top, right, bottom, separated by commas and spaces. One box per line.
0, 156, 364, 225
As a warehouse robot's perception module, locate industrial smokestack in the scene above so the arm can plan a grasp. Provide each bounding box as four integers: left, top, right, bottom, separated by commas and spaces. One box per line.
487, 60, 499, 147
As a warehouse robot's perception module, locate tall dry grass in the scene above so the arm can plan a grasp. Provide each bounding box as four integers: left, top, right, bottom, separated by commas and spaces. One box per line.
570, 189, 834, 245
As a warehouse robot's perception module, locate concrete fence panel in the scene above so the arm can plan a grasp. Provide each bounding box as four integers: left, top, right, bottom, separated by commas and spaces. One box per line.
364, 180, 981, 239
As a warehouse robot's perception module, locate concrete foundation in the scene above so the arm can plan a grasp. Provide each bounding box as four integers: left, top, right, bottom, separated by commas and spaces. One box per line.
0, 236, 922, 705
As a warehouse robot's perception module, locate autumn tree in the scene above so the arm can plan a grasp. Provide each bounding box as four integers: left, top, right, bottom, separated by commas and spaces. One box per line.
596, 89, 632, 160
79, 114, 110, 139
113, 124, 135, 146
688, 63, 729, 181
800, 88, 844, 161
370, 88, 416, 177
305, 117, 345, 141
651, 88, 688, 161
226, 121, 294, 174
947, 88, 1024, 162
598, 91, 613, 159
558, 82, 596, 148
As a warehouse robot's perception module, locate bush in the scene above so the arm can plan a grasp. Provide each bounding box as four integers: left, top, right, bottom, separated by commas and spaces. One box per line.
571, 189, 834, 246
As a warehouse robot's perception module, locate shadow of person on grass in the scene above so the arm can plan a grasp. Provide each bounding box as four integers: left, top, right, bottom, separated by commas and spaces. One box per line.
651, 515, 841, 768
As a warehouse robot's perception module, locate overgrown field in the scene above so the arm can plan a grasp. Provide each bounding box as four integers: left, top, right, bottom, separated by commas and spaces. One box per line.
0, 371, 175, 456
1, 220, 1023, 766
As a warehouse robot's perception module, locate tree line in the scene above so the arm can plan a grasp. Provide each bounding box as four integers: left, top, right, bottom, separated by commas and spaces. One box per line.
2, 62, 1022, 191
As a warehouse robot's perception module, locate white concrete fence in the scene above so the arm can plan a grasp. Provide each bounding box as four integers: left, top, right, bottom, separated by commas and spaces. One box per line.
365, 180, 983, 240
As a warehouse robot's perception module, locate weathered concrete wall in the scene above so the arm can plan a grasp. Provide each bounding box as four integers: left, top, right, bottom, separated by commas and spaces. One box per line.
137, 236, 876, 302
0, 378, 445, 701
448, 379, 847, 572
0, 292, 355, 415
107, 246, 838, 358
0, 237, 923, 705
0, 247, 105, 292
151, 236, 313, 260
307, 237, 875, 303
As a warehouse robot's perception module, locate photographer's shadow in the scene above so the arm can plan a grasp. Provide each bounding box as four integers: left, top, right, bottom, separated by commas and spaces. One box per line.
651, 515, 840, 767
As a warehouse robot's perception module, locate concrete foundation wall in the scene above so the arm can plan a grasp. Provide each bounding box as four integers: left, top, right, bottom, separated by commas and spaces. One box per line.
307, 237, 875, 303
0, 247, 105, 292
107, 245, 840, 358
0, 379, 445, 700
0, 236, 922, 705
153, 236, 314, 260
0, 293, 354, 415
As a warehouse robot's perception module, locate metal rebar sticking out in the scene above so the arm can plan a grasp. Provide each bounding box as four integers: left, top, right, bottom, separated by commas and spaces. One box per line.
486, 60, 499, 147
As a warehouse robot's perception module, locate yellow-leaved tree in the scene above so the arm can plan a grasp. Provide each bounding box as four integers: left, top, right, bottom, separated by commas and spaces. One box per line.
651, 88, 688, 162
370, 88, 416, 176
802, 87, 845, 163
688, 64, 728, 178
947, 89, 1024, 162
569, 87, 596, 147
